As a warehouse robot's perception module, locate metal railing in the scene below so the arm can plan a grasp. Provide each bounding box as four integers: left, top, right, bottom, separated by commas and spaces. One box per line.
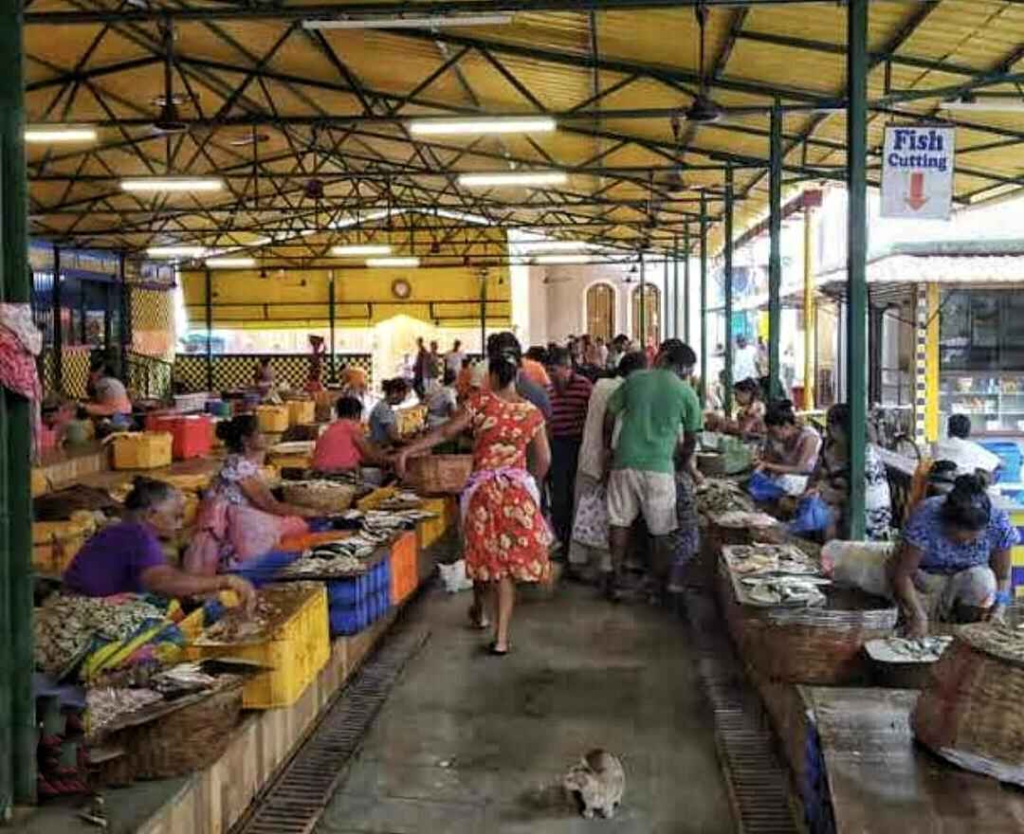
126, 351, 174, 401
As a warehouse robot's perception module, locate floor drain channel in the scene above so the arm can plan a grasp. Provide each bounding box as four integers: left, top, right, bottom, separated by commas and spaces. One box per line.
233, 623, 431, 834
684, 590, 799, 834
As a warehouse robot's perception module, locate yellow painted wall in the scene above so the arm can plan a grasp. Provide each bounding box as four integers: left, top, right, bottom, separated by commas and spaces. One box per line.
182, 267, 511, 329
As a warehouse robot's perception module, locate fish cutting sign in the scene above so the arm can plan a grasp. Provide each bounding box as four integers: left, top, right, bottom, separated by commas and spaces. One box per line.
881, 125, 955, 220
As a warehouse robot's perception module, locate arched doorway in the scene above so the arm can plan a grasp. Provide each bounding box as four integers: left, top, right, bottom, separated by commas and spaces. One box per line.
632, 285, 661, 346
585, 282, 615, 341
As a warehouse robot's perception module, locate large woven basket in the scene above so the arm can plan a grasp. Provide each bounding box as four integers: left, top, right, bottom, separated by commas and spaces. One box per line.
282, 480, 357, 513
404, 454, 473, 495
717, 559, 897, 685
96, 683, 244, 784
912, 627, 1024, 785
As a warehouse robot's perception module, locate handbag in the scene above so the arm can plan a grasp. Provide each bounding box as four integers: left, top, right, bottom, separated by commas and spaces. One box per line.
572, 481, 610, 550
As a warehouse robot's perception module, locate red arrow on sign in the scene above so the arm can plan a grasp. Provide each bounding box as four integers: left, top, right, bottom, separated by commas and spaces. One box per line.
906, 171, 928, 211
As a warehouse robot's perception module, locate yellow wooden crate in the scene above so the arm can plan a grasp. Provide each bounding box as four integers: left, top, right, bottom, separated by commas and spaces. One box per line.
287, 399, 316, 427
111, 432, 173, 470
256, 405, 289, 433
32, 512, 96, 575
417, 497, 453, 550
192, 583, 330, 709
356, 485, 398, 512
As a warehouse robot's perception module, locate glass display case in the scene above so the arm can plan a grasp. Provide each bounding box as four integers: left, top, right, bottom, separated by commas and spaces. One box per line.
940, 372, 1024, 437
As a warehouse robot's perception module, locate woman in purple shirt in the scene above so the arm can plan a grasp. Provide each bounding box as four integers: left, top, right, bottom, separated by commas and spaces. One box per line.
63, 477, 256, 611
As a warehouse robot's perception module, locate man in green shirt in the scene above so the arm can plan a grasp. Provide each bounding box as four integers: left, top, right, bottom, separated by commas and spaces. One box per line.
603, 341, 703, 601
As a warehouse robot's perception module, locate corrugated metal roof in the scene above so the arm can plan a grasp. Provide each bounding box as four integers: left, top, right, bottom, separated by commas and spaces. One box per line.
20, 0, 1024, 262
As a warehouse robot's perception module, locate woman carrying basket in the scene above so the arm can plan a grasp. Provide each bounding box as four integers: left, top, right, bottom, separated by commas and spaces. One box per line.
395, 332, 552, 656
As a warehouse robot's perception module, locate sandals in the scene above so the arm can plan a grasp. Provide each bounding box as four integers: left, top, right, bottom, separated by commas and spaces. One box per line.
467, 603, 490, 630
487, 641, 510, 656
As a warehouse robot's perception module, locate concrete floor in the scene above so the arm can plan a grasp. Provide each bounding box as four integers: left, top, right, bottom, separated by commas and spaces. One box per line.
318, 582, 736, 834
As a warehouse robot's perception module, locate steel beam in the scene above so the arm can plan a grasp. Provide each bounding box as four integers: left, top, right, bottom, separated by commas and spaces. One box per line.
723, 165, 734, 414
204, 268, 213, 391
847, 0, 869, 540
767, 102, 783, 401
683, 225, 691, 344
25, 0, 820, 26
0, 0, 35, 808
672, 234, 679, 339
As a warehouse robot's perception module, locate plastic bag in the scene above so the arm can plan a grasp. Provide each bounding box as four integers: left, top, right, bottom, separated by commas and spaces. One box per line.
788, 494, 834, 535
747, 470, 787, 502
820, 540, 896, 598
438, 559, 474, 593
572, 481, 610, 550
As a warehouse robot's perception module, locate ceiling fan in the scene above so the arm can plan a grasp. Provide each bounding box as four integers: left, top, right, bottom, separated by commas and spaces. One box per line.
684, 6, 724, 125
152, 21, 190, 134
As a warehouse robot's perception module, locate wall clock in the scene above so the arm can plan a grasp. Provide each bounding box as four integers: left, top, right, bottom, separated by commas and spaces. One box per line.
391, 278, 412, 300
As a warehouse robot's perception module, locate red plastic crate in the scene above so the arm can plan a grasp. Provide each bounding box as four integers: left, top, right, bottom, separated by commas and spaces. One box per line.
389, 531, 419, 606
148, 414, 213, 460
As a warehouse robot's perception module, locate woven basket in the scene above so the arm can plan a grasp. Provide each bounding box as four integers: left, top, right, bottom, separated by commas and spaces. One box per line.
717, 560, 897, 685
282, 481, 357, 513
96, 683, 244, 784
403, 454, 473, 495
912, 629, 1024, 785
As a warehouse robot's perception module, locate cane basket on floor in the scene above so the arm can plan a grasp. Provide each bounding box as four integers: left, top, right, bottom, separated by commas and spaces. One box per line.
911, 624, 1024, 786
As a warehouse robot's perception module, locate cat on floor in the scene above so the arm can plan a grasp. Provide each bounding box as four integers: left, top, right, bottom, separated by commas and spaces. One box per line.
562, 749, 625, 819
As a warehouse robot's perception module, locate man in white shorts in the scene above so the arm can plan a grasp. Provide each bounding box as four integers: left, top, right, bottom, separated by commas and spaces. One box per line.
603, 341, 703, 601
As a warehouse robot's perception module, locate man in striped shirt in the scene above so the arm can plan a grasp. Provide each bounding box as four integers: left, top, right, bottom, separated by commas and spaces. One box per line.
547, 346, 594, 553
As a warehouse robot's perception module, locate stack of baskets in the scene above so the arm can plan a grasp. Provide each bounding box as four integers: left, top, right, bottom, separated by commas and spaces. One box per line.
912, 624, 1024, 785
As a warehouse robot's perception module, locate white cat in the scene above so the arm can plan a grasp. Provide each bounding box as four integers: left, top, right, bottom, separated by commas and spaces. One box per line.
563, 749, 625, 820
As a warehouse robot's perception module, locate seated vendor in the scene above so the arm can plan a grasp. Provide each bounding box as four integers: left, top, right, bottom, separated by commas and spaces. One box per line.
369, 378, 409, 447
312, 396, 388, 474
803, 403, 892, 541
708, 378, 766, 437
890, 474, 1018, 636
185, 415, 318, 575
82, 362, 132, 422
63, 477, 256, 610
758, 400, 821, 476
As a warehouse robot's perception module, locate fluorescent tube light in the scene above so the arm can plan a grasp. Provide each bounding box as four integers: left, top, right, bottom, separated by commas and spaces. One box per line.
25, 127, 97, 144
940, 97, 1024, 113
533, 254, 598, 265
459, 172, 567, 188
147, 246, 206, 259
303, 14, 512, 31
206, 257, 255, 268
516, 240, 594, 253
366, 257, 420, 268
122, 178, 223, 193
333, 245, 392, 256
409, 117, 556, 136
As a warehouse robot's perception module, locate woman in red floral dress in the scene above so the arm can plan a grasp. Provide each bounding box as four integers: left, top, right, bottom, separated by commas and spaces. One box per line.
397, 332, 551, 654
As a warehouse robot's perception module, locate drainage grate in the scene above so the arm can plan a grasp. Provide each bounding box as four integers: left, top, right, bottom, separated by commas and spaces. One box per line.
232, 623, 430, 834
684, 590, 799, 834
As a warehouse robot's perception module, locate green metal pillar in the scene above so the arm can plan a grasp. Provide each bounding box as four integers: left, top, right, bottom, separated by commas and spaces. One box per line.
672, 235, 680, 339
0, 0, 37, 810
768, 100, 784, 401
847, 0, 869, 539
118, 252, 128, 378
683, 226, 691, 345
52, 246, 62, 393
638, 254, 646, 344
724, 166, 734, 414
699, 195, 709, 407
204, 269, 213, 391
328, 271, 337, 384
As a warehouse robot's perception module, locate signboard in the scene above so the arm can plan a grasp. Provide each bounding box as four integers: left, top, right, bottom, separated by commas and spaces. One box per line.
881, 126, 955, 220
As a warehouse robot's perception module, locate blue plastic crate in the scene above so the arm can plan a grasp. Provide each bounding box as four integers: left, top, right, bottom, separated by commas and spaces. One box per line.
980, 441, 1023, 484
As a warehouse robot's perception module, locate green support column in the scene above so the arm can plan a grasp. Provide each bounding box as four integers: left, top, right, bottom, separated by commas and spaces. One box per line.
699, 195, 709, 407
768, 100, 784, 401
672, 235, 680, 339
638, 254, 646, 344
847, 0, 869, 539
204, 269, 213, 391
328, 272, 337, 384
0, 0, 37, 809
683, 226, 691, 344
52, 246, 62, 393
724, 166, 734, 414
118, 252, 128, 379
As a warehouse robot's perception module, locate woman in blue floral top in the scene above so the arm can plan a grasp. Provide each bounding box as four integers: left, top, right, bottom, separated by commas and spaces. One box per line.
891, 474, 1018, 636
